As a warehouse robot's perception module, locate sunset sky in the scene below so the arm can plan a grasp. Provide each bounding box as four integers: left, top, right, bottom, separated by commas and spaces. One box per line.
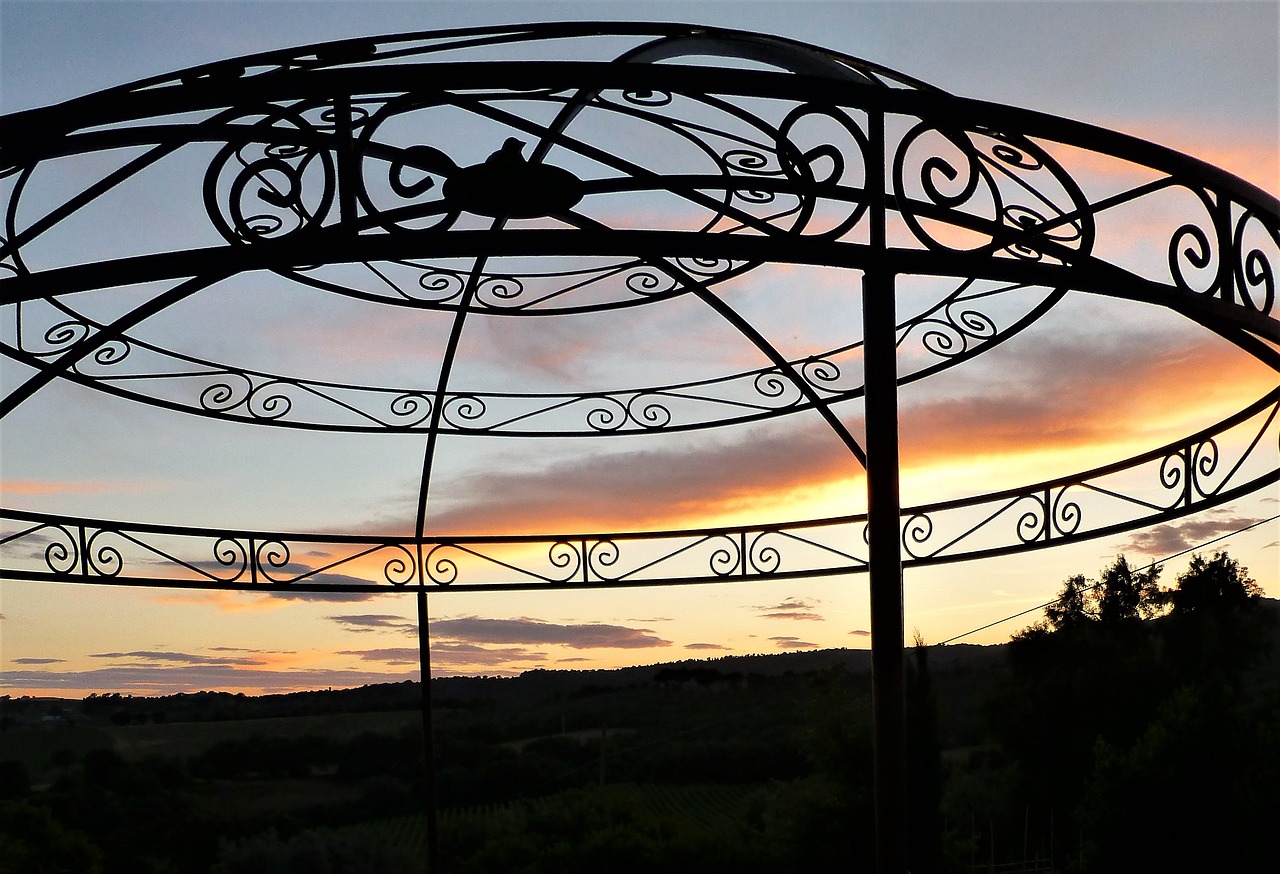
1, 0, 1277, 698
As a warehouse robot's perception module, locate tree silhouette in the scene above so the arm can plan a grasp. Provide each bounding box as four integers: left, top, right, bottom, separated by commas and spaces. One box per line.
1165, 550, 1260, 615
1000, 550, 1274, 872
1095, 555, 1163, 623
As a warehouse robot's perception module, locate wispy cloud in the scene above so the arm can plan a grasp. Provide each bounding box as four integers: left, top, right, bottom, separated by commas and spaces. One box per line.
433, 617, 671, 649
149, 588, 376, 613
337, 648, 419, 666
10, 657, 66, 665
755, 597, 824, 621
431, 641, 547, 668
770, 636, 818, 650
684, 643, 728, 651
848, 629, 871, 638
207, 646, 296, 655
89, 650, 266, 667
421, 422, 854, 535
327, 614, 417, 635
2, 479, 120, 496
1118, 513, 1266, 557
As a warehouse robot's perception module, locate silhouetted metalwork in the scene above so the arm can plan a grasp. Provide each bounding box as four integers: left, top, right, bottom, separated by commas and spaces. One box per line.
2, 386, 1275, 590
2, 23, 1277, 874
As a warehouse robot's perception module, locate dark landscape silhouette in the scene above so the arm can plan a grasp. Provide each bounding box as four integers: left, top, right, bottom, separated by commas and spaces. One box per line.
2, 551, 1276, 872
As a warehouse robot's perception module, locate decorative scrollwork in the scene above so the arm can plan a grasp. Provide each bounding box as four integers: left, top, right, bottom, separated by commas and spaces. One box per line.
672, 257, 739, 278
746, 531, 783, 575
625, 393, 673, 429
584, 395, 628, 432
42, 525, 78, 575
39, 320, 91, 354
918, 306, 998, 358
246, 380, 297, 420
254, 539, 292, 583
1232, 209, 1278, 314
722, 148, 773, 176
410, 268, 468, 303
902, 513, 934, 559
1014, 493, 1049, 544
622, 88, 673, 107
205, 105, 336, 243
1190, 438, 1220, 499
1159, 449, 1187, 501
893, 124, 1092, 260
624, 266, 678, 296
586, 539, 621, 581
547, 541, 583, 582
29, 317, 134, 368
382, 543, 417, 586
1010, 488, 1083, 544
475, 275, 526, 308
442, 395, 487, 429
799, 357, 842, 391
775, 103, 870, 238
354, 103, 460, 235
753, 370, 804, 407
1169, 220, 1217, 295
84, 529, 123, 577
388, 393, 433, 427
213, 537, 249, 581
200, 374, 255, 413
423, 544, 458, 585
1050, 487, 1083, 538
89, 339, 132, 368
707, 534, 742, 577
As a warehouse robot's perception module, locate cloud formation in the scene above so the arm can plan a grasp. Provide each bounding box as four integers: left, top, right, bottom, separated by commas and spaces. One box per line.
1119, 514, 1266, 557
770, 636, 818, 650
89, 650, 266, 667
433, 617, 671, 649
337, 648, 420, 666
421, 423, 853, 535
11, 657, 66, 665
684, 643, 728, 651
408, 327, 1273, 539
327, 614, 417, 635
431, 641, 547, 669
755, 597, 824, 621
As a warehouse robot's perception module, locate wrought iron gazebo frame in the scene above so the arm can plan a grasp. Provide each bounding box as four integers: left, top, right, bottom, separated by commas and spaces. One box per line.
2, 23, 1277, 873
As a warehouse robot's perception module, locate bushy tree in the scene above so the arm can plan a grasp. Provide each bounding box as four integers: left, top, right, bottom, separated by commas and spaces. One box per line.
1166, 550, 1260, 614
1095, 555, 1163, 623
999, 549, 1272, 872
1032, 557, 1163, 633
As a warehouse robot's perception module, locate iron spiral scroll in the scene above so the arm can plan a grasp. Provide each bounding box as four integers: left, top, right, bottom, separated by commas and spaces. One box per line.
1, 22, 1277, 593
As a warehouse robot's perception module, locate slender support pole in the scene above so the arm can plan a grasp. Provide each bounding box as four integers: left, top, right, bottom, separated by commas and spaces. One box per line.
417, 588, 440, 872
863, 101, 907, 874
864, 266, 907, 874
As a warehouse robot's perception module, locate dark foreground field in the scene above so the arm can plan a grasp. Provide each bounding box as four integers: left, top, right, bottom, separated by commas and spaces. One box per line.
4, 591, 1279, 873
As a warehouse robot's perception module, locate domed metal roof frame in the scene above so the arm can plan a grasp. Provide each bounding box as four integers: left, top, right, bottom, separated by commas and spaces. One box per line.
1, 23, 1275, 595
1, 22, 1277, 872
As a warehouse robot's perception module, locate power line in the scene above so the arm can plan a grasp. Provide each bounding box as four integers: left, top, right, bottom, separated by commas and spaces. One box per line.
934, 513, 1280, 646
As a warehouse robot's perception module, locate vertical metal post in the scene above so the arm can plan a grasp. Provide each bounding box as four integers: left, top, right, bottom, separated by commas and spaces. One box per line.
417, 588, 440, 872
864, 105, 908, 874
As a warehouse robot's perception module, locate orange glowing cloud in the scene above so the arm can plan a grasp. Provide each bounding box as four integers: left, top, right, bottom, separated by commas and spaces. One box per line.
3, 479, 117, 496
415, 331, 1275, 537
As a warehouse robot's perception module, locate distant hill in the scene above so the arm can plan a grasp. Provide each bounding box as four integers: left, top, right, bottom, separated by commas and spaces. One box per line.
2, 640, 1010, 727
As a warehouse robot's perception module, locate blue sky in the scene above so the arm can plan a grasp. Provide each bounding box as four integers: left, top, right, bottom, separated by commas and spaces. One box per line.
1, 1, 1277, 696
